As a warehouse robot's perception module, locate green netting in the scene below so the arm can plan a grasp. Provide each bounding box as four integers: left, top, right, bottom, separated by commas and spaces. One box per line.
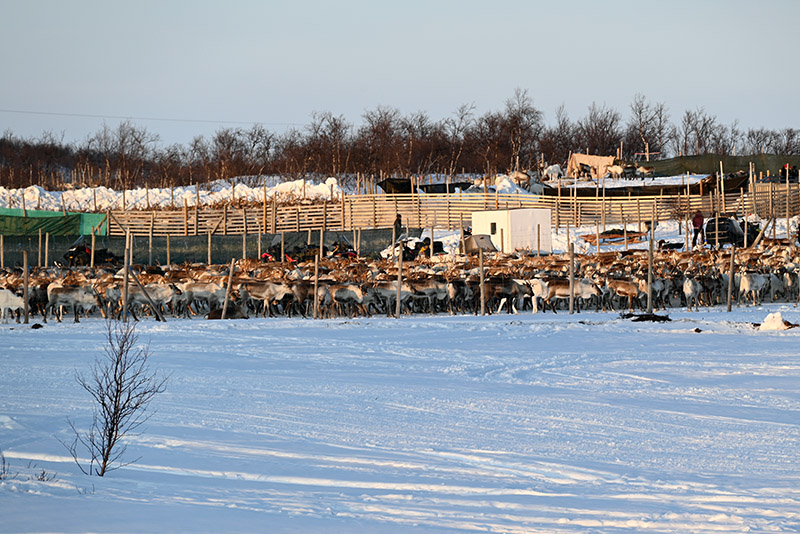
0, 209, 107, 236
645, 154, 800, 177
0, 229, 416, 268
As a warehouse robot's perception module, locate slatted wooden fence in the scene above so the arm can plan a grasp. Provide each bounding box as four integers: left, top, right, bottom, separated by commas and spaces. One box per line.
107, 184, 800, 237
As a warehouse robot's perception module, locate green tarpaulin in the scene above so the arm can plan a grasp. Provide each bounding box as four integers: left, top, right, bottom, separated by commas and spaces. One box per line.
644, 154, 800, 177
0, 209, 107, 236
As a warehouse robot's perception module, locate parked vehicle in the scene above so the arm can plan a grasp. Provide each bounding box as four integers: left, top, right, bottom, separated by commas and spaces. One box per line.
704, 217, 760, 247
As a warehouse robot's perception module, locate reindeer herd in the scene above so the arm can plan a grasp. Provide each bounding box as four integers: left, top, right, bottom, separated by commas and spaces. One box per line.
1, 241, 799, 323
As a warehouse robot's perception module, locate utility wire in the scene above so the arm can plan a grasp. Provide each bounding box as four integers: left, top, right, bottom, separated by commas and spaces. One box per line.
0, 107, 302, 127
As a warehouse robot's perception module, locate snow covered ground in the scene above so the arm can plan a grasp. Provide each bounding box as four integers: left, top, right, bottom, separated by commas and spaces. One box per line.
2, 306, 799, 533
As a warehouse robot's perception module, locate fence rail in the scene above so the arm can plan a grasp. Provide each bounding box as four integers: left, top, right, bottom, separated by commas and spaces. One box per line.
107, 184, 800, 237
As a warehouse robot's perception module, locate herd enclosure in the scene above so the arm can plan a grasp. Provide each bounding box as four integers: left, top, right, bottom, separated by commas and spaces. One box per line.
106, 183, 800, 241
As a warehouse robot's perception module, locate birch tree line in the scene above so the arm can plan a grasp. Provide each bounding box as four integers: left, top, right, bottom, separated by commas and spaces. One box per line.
1, 90, 798, 190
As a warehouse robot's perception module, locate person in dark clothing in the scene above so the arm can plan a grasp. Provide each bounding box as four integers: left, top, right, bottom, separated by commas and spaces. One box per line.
393, 214, 403, 242
691, 210, 704, 247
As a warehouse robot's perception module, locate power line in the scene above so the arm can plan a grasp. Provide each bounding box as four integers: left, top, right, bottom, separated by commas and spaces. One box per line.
0, 107, 302, 128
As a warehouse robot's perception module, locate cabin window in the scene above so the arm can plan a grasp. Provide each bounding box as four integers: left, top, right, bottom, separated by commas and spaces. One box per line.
490, 222, 496, 235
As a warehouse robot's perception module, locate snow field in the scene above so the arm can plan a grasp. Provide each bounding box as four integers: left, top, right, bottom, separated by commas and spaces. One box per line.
1, 306, 799, 533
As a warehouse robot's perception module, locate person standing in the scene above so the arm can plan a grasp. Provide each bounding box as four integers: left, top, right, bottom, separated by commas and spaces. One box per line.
691, 210, 704, 247
393, 214, 403, 243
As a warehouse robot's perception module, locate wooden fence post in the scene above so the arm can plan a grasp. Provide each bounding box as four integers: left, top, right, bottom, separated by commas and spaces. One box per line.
166, 235, 171, 265
221, 259, 236, 320
91, 230, 96, 269
637, 198, 642, 232
595, 221, 600, 254
727, 246, 736, 312
23, 250, 29, 324
313, 255, 319, 320
537, 224, 541, 256
44, 232, 49, 267
479, 249, 485, 316
208, 232, 212, 265
624, 219, 628, 252
396, 243, 403, 318
568, 243, 575, 315
786, 177, 791, 240
263, 185, 268, 232
122, 232, 130, 324
149, 212, 154, 265
272, 198, 277, 233
647, 223, 654, 314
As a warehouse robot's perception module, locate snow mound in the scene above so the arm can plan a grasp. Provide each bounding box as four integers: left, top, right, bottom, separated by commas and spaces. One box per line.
759, 312, 789, 331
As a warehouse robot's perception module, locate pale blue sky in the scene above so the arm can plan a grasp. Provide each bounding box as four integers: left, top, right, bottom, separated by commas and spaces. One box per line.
1, 0, 797, 147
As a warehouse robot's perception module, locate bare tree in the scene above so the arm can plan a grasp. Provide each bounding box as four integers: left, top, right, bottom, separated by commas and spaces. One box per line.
539, 104, 575, 166
444, 103, 475, 178
469, 110, 505, 177
504, 88, 543, 172
577, 102, 623, 156
651, 102, 674, 158
627, 93, 657, 159
63, 320, 167, 477
86, 121, 159, 189
358, 106, 402, 176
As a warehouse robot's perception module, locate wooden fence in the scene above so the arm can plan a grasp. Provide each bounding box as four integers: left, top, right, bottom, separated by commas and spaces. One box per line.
107, 183, 800, 237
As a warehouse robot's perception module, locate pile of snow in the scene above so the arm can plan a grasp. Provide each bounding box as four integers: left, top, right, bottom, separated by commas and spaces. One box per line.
759, 312, 790, 331
0, 177, 344, 212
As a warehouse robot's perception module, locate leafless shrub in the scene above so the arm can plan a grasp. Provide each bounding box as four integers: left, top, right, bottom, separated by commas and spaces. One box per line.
62, 320, 168, 476
0, 449, 15, 480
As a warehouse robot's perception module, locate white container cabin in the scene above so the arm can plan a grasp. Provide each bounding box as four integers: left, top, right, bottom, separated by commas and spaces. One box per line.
471, 208, 552, 254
